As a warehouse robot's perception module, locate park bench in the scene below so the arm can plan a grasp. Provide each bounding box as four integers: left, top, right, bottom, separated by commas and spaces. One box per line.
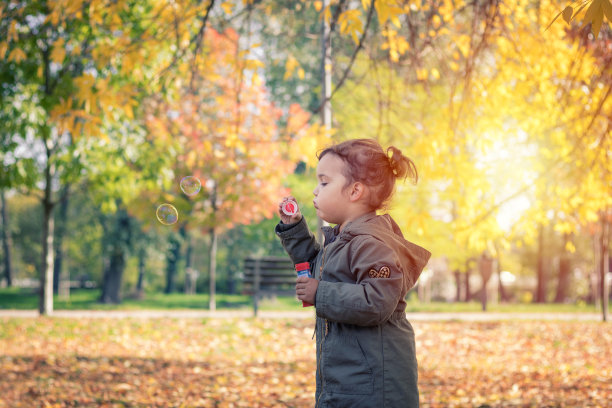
242, 256, 298, 316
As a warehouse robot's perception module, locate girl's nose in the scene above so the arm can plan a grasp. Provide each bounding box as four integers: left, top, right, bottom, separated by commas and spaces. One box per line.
313, 186, 319, 196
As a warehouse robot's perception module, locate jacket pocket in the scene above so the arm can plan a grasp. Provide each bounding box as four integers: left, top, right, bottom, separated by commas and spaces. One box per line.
323, 332, 374, 395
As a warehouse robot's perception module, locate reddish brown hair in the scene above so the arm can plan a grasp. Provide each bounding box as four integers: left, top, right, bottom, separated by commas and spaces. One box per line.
317, 139, 418, 210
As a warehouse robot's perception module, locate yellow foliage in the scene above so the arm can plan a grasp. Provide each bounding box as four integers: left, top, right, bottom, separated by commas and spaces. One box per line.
8, 20, 18, 42
51, 38, 66, 63
416, 68, 428, 81
289, 123, 334, 169
433, 14, 442, 29
455, 35, 471, 57
554, 221, 575, 235
74, 74, 95, 99
244, 59, 264, 70
382, 28, 410, 62
375, 0, 404, 28
0, 42, 7, 59
8, 48, 26, 63
550, 0, 612, 38
220, 2, 234, 14
284, 55, 300, 80
338, 9, 364, 44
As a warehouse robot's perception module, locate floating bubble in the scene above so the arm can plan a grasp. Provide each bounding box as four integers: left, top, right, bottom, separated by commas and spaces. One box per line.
180, 176, 201, 196
156, 204, 178, 225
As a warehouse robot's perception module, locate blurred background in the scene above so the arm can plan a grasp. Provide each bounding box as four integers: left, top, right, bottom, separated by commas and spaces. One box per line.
1, 0, 611, 318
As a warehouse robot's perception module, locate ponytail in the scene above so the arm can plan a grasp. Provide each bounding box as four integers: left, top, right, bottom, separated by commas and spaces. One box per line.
387, 146, 418, 185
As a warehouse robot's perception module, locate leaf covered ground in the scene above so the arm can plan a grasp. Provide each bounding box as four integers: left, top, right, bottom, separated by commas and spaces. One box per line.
0, 317, 609, 407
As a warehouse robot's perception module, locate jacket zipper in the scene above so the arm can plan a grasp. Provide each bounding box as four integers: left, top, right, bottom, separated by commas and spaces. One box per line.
315, 245, 329, 408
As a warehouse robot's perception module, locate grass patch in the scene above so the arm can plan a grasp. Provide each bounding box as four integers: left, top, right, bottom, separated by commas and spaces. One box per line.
404, 298, 598, 313
0, 287, 599, 313
0, 287, 306, 311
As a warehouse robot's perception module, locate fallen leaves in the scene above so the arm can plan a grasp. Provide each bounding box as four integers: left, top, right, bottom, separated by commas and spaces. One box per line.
416, 321, 612, 407
0, 318, 609, 407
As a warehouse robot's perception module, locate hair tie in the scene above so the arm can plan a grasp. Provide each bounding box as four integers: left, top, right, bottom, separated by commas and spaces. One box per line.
388, 150, 399, 176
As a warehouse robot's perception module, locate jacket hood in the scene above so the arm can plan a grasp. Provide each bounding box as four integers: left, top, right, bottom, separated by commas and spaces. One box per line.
327, 212, 432, 290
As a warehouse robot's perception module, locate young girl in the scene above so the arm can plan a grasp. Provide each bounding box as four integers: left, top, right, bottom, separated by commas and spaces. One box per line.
275, 139, 431, 407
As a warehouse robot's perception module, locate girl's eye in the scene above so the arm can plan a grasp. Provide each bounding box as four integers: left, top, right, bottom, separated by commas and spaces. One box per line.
320, 182, 328, 187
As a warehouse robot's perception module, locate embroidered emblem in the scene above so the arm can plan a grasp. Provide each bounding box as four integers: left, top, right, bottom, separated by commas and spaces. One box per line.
368, 266, 391, 278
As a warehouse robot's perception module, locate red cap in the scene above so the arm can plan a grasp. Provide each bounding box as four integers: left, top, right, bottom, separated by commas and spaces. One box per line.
282, 200, 298, 216
295, 262, 310, 271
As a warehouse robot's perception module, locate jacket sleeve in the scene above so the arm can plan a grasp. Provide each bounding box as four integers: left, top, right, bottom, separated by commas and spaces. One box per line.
315, 236, 404, 326
275, 216, 321, 265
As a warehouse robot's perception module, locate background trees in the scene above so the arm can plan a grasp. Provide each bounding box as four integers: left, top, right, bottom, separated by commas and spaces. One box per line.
1, 0, 610, 318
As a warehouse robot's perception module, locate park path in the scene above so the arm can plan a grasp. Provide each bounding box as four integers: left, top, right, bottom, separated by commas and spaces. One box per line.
0, 309, 604, 321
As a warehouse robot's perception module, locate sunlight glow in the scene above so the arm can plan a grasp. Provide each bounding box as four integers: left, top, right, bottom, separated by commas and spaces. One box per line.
497, 194, 532, 232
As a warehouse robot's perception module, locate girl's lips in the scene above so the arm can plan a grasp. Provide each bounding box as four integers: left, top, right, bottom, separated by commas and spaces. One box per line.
313, 201, 318, 209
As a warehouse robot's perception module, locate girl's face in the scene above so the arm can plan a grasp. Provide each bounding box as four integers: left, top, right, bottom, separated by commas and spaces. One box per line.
313, 153, 352, 226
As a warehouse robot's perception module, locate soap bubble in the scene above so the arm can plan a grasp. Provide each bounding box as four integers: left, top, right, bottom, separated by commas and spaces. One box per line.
156, 204, 178, 225
180, 176, 201, 196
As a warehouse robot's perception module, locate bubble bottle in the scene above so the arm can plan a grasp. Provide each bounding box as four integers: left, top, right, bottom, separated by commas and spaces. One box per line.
295, 262, 314, 307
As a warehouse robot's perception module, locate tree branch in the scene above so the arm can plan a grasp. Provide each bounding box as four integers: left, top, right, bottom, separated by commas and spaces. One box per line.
157, 0, 215, 85
189, 0, 217, 90
330, 0, 376, 99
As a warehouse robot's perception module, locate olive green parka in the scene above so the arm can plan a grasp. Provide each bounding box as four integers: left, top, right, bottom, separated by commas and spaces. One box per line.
276, 212, 431, 408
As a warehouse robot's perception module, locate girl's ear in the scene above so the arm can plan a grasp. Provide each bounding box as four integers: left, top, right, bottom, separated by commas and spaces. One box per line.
348, 182, 366, 202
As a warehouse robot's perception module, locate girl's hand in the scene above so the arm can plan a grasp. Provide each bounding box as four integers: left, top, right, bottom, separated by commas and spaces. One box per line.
296, 276, 318, 305
278, 196, 302, 224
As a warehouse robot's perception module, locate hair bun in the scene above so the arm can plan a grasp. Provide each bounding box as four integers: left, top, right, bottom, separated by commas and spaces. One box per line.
387, 146, 418, 184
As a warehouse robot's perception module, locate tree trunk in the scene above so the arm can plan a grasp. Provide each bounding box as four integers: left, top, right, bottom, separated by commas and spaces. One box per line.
599, 212, 609, 322
535, 224, 547, 303
1, 190, 13, 287
184, 228, 193, 293
185, 231, 193, 271
136, 246, 146, 298
316, 0, 332, 245
100, 256, 110, 301
493, 243, 510, 302
209, 226, 217, 311
227, 261, 236, 295
464, 257, 475, 302
208, 180, 218, 311
464, 268, 471, 302
40, 199, 54, 315
479, 253, 493, 311
555, 234, 572, 303
53, 186, 69, 294
100, 247, 125, 304
454, 269, 461, 302
165, 232, 181, 294
184, 231, 196, 295
99, 207, 131, 304
39, 143, 55, 316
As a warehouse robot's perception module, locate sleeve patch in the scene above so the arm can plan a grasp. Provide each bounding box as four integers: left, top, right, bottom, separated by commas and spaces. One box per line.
368, 266, 391, 279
